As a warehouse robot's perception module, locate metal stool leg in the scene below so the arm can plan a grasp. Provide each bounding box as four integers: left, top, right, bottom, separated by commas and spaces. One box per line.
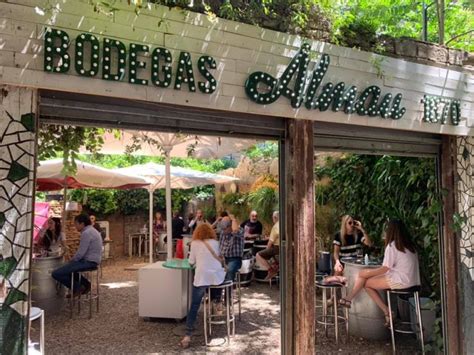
237, 272, 241, 321
387, 291, 396, 354
204, 288, 209, 346
333, 288, 339, 344
70, 273, 74, 319
226, 287, 231, 345
345, 306, 349, 343
414, 291, 425, 353
96, 269, 100, 313
40, 309, 45, 355
322, 288, 328, 336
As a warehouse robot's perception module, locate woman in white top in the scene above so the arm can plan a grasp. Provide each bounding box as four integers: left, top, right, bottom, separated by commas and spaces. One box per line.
180, 223, 225, 349
338, 219, 420, 326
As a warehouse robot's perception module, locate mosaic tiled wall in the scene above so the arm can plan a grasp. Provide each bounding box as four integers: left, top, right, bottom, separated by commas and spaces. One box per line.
0, 86, 37, 355
456, 136, 474, 353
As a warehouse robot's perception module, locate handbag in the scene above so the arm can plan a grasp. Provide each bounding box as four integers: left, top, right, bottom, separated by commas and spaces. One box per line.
203, 240, 228, 272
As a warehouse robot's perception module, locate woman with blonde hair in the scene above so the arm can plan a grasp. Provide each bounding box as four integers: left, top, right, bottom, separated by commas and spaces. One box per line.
338, 219, 420, 326
333, 215, 371, 275
179, 223, 225, 349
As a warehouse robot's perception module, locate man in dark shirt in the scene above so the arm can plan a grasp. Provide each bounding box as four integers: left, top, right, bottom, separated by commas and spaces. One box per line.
172, 211, 185, 239
219, 217, 244, 282
240, 210, 263, 239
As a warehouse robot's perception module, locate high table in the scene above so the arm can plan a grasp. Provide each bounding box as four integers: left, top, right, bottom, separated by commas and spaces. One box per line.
128, 232, 149, 258
138, 260, 193, 321
342, 258, 390, 340
31, 254, 64, 314
163, 259, 194, 336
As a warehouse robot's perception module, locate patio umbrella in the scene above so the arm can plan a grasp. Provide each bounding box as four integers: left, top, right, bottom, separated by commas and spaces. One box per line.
33, 202, 50, 242
36, 159, 150, 191
36, 159, 150, 227
116, 162, 238, 262
90, 130, 257, 159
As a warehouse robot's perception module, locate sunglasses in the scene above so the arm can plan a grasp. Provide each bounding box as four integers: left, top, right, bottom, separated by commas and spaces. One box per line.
348, 221, 354, 225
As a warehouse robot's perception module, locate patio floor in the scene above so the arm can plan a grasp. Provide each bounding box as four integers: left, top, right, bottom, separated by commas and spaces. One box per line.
30, 257, 420, 354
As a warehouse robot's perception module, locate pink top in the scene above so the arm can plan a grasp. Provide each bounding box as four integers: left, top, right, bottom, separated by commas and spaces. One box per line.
382, 242, 420, 287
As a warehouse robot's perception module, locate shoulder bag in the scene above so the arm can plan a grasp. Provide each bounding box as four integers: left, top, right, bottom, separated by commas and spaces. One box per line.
203, 240, 227, 272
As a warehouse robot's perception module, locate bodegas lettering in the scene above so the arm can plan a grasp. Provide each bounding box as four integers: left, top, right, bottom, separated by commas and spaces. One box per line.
43, 29, 460, 126
43, 29, 217, 94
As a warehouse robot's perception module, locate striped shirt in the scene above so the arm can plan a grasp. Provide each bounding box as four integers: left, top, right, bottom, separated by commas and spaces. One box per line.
333, 231, 365, 258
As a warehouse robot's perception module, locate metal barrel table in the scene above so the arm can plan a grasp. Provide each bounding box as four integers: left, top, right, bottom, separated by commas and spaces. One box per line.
342, 258, 390, 340
31, 254, 64, 314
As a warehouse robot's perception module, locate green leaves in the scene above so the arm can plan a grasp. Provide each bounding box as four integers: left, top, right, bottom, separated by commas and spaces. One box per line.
38, 125, 107, 175
316, 154, 441, 303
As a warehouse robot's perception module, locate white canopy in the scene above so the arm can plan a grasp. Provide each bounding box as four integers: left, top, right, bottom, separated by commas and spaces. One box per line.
115, 162, 238, 262
84, 130, 257, 159
116, 163, 238, 190
36, 159, 149, 191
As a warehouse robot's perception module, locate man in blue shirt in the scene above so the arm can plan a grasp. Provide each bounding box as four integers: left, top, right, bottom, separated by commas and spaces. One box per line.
219, 217, 244, 282
52, 214, 103, 296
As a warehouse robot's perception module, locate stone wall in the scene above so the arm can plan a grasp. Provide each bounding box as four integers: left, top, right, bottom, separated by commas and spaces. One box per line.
379, 36, 470, 68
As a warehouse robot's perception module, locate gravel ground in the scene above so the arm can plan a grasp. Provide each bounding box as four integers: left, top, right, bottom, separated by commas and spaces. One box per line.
31, 258, 419, 354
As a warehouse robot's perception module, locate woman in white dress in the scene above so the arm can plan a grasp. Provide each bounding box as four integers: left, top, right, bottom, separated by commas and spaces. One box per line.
338, 219, 420, 326
179, 223, 225, 349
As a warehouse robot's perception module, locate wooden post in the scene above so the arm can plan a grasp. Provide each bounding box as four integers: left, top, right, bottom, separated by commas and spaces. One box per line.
283, 119, 315, 354
440, 136, 462, 354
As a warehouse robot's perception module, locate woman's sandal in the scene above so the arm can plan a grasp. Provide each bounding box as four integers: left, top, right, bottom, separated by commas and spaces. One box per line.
179, 336, 191, 349
338, 298, 352, 308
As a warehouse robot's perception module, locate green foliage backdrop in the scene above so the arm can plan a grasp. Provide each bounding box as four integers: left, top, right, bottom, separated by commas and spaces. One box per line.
315, 154, 443, 350
316, 155, 441, 298
123, 0, 474, 51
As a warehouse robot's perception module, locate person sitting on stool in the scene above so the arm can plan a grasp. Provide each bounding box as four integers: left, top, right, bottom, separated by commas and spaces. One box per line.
52, 214, 103, 297
219, 216, 244, 282
256, 211, 280, 281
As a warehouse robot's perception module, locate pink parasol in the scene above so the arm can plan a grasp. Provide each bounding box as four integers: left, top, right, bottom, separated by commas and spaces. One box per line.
33, 202, 50, 242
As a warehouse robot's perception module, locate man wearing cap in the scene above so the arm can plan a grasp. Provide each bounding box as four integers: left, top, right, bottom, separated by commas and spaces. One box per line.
219, 216, 244, 282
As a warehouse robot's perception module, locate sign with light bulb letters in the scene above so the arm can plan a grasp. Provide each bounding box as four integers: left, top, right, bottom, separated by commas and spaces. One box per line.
43, 28, 460, 126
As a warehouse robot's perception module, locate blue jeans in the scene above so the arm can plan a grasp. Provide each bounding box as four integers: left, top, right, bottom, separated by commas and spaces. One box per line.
225, 257, 242, 282
51, 260, 97, 292
185, 286, 220, 336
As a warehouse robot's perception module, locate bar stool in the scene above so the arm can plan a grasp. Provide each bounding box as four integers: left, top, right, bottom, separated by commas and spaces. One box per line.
386, 286, 424, 354
70, 267, 100, 319
204, 281, 235, 346
315, 272, 328, 313
315, 279, 349, 344
29, 307, 45, 355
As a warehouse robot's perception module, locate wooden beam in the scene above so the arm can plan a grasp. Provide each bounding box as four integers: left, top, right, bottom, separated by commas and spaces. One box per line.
284, 119, 315, 354
440, 135, 462, 354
